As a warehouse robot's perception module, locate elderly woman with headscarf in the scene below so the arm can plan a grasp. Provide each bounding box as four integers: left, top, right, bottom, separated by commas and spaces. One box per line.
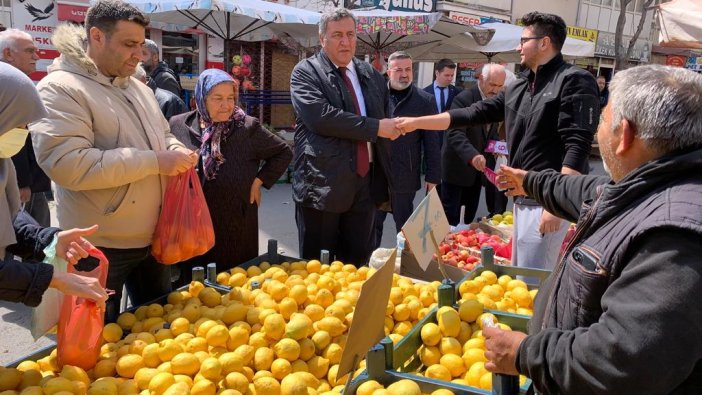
169, 69, 292, 279
0, 62, 108, 307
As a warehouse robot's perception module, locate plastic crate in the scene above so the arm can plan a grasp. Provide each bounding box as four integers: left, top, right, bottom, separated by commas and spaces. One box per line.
345, 281, 531, 395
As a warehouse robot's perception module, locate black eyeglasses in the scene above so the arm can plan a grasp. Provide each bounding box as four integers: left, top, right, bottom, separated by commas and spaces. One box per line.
519, 36, 544, 45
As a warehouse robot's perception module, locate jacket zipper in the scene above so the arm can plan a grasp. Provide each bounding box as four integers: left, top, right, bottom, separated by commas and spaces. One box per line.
540, 191, 604, 330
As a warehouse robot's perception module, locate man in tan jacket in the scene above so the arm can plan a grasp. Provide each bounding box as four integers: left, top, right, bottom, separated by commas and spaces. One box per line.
30, 0, 196, 322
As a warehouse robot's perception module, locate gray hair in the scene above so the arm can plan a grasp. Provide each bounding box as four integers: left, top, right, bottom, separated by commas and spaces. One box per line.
504, 68, 517, 87
319, 8, 356, 35
143, 39, 159, 56
133, 62, 147, 81
609, 64, 702, 154
481, 63, 505, 81
388, 51, 411, 63
0, 29, 33, 59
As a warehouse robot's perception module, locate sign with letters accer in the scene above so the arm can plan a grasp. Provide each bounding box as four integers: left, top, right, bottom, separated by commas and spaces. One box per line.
402, 188, 450, 271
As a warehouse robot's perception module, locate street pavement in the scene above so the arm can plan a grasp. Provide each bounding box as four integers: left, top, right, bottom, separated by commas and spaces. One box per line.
0, 158, 604, 365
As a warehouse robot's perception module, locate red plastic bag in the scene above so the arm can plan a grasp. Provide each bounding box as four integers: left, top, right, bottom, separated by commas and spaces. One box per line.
152, 168, 215, 264
496, 238, 513, 260
57, 248, 108, 370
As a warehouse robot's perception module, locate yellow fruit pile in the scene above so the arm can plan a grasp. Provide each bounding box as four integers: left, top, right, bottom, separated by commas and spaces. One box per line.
6, 260, 438, 395
488, 211, 513, 227
458, 271, 537, 316
414, 301, 527, 391
355, 378, 454, 395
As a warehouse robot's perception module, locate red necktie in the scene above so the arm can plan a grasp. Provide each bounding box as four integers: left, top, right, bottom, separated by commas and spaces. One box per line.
339, 67, 369, 177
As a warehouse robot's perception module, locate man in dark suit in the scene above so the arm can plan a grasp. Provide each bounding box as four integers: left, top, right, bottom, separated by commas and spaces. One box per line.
423, 58, 462, 150
373, 51, 440, 248
290, 9, 402, 266
442, 64, 508, 225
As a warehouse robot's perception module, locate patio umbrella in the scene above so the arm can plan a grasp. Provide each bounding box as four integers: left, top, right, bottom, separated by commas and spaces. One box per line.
127, 0, 321, 69
657, 0, 702, 49
406, 22, 596, 62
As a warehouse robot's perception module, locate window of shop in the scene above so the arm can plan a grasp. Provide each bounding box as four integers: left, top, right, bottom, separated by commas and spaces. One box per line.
0, 0, 11, 29
151, 31, 200, 76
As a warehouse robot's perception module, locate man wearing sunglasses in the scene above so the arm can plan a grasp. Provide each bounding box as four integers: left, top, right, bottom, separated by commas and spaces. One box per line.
396, 12, 599, 272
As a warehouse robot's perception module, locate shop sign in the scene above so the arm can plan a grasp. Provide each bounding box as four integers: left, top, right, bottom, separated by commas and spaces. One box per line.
566, 26, 597, 43
448, 11, 506, 26
57, 1, 88, 22
374, 0, 435, 13
687, 56, 702, 72
666, 55, 687, 67
11, 0, 60, 80
595, 31, 651, 62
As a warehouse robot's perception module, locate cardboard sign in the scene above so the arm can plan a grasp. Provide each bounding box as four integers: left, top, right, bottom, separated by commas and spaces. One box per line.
485, 140, 509, 155
337, 249, 396, 378
401, 188, 450, 271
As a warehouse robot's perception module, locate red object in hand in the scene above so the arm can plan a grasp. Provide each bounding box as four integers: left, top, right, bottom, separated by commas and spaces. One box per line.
57, 248, 109, 370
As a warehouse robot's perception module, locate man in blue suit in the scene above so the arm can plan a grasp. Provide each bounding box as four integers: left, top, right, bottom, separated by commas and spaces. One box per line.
423, 58, 462, 149
373, 51, 440, 247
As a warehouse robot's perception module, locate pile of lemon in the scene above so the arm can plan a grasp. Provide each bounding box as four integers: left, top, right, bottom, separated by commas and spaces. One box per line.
488, 211, 513, 227
412, 297, 528, 391
4, 260, 444, 395
355, 378, 456, 395
458, 271, 537, 316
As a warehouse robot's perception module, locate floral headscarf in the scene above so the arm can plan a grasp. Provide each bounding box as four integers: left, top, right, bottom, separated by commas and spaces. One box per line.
195, 69, 246, 180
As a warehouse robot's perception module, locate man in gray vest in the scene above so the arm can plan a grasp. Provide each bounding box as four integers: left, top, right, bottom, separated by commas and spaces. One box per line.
483, 64, 702, 394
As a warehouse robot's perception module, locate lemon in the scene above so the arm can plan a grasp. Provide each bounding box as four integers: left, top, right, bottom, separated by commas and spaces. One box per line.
419, 346, 441, 366
162, 382, 189, 395
431, 390, 455, 395
191, 379, 216, 395
158, 340, 185, 363
316, 317, 346, 337
134, 368, 159, 390
148, 372, 175, 395
59, 365, 90, 387
465, 361, 488, 387
440, 353, 466, 378
102, 323, 123, 343
169, 317, 190, 337
356, 380, 382, 395
278, 298, 298, 320
439, 337, 462, 356
223, 372, 248, 393
263, 314, 286, 340
114, 355, 144, 379
170, 353, 199, 376
253, 348, 275, 371
386, 379, 421, 395
86, 379, 118, 395
304, 304, 325, 322
253, 377, 280, 395
437, 306, 461, 337
198, 358, 222, 381
479, 372, 493, 390
219, 352, 245, 375
0, 369, 22, 392
18, 369, 41, 390
19, 386, 43, 395
425, 364, 452, 381
506, 279, 528, 291
42, 377, 75, 395
270, 359, 292, 381
273, 339, 301, 361
227, 326, 250, 351
420, 323, 441, 347
510, 287, 532, 308
116, 312, 137, 331
458, 299, 484, 323
280, 374, 307, 395
463, 338, 485, 353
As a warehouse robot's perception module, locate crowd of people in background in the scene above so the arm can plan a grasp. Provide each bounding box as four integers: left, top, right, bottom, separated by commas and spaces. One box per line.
1, 2, 701, 393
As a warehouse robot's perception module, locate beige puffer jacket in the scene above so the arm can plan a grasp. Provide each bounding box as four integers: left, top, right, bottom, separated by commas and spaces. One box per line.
30, 24, 185, 249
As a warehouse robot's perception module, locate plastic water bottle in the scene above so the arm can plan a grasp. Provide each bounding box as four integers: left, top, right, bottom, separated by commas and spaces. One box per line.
395, 232, 405, 271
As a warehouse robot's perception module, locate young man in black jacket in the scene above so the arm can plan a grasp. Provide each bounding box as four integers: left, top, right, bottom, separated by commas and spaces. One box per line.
396, 12, 599, 271
484, 64, 702, 395
290, 9, 402, 265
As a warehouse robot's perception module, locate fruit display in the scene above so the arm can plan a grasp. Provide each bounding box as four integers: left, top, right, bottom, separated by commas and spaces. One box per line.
486, 211, 513, 228
458, 270, 537, 316
5, 260, 444, 395
407, 303, 529, 391
354, 378, 456, 395
438, 229, 511, 271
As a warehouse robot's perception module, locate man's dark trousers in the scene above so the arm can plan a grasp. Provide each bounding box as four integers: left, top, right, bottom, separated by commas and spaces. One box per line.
373, 191, 415, 248
296, 173, 375, 267
441, 175, 507, 226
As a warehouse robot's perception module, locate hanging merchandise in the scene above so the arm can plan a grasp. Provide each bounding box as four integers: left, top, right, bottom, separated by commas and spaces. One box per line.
232, 55, 242, 65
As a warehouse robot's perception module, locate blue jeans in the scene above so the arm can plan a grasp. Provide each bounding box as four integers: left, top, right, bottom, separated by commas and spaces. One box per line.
97, 247, 171, 322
